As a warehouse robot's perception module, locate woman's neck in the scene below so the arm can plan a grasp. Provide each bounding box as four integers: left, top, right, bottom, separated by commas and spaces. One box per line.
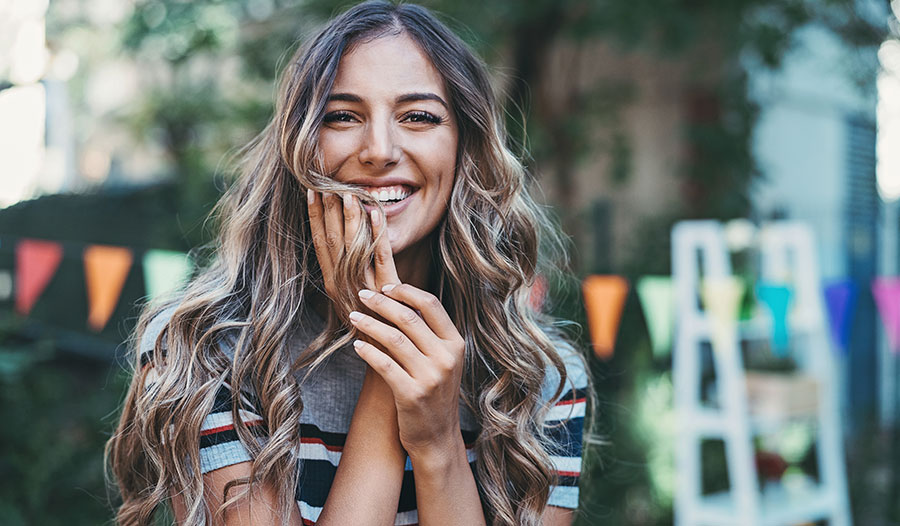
392, 236, 434, 291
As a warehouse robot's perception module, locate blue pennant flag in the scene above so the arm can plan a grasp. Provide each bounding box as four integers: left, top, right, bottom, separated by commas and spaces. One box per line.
756, 282, 793, 357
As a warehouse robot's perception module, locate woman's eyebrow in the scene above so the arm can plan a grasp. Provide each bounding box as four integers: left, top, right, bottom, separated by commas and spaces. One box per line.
327, 93, 363, 103
396, 92, 448, 109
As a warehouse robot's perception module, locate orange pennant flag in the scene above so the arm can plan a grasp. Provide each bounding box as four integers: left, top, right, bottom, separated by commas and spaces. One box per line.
84, 245, 133, 332
582, 275, 629, 360
16, 239, 64, 316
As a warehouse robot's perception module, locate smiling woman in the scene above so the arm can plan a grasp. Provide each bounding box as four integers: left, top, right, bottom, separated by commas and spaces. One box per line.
106, 3, 590, 526
318, 32, 457, 260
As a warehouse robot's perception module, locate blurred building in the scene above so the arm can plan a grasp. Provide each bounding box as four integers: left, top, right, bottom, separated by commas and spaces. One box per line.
0, 0, 163, 209
749, 13, 887, 431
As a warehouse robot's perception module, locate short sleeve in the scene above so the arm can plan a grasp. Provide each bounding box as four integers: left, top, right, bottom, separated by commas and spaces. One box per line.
540, 342, 588, 510
196, 383, 265, 474
137, 306, 265, 474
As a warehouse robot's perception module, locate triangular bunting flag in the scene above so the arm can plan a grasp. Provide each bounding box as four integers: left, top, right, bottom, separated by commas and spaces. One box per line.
84, 245, 134, 332
16, 239, 64, 315
756, 283, 794, 357
143, 249, 193, 301
872, 277, 900, 354
738, 276, 755, 321
582, 275, 629, 360
636, 276, 674, 358
701, 277, 745, 354
824, 280, 857, 355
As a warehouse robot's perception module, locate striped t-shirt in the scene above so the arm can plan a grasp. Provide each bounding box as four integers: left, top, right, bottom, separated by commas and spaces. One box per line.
140, 306, 587, 525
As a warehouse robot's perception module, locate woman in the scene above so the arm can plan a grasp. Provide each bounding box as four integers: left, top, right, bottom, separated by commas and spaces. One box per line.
107, 2, 589, 525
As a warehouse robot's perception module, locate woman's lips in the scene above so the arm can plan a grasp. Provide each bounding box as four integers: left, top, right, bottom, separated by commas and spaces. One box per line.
361, 188, 417, 217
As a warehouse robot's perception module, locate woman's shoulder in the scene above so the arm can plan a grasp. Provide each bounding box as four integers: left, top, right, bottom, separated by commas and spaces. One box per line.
138, 304, 179, 361
540, 334, 589, 407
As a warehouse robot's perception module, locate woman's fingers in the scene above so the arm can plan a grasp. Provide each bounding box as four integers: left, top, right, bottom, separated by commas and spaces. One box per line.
357, 289, 440, 354
381, 284, 461, 344
322, 192, 344, 263
349, 310, 425, 374
308, 190, 334, 289
343, 193, 362, 253
370, 209, 400, 288
352, 339, 414, 394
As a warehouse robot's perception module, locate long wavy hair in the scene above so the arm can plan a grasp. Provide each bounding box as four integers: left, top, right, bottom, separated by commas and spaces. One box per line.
107, 2, 589, 525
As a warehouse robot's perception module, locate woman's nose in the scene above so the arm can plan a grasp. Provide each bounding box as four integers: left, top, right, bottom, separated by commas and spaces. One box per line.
358, 118, 400, 168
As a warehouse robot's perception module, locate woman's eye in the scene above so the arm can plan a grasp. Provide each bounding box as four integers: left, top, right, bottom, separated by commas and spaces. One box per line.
402, 111, 444, 125
323, 111, 357, 124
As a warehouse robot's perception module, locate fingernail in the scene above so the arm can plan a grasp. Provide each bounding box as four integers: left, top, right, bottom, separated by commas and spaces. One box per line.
371, 209, 381, 226
358, 289, 375, 299
349, 311, 363, 323
381, 284, 396, 293
307, 189, 314, 204
343, 193, 352, 209
353, 339, 364, 349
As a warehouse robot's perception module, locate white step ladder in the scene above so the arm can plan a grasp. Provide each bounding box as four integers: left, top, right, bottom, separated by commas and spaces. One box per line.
672, 220, 851, 526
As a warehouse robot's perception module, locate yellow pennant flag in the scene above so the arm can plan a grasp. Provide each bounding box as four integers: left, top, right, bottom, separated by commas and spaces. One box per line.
700, 277, 745, 354
582, 275, 629, 360
84, 245, 133, 332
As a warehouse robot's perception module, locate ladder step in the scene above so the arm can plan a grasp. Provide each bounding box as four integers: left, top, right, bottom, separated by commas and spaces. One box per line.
694, 478, 839, 526
684, 408, 818, 438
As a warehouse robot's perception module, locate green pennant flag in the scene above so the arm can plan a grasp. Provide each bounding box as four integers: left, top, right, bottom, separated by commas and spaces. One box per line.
636, 276, 674, 358
143, 250, 193, 301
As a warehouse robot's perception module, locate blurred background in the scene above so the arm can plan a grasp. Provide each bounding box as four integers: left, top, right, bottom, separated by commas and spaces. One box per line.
0, 0, 898, 524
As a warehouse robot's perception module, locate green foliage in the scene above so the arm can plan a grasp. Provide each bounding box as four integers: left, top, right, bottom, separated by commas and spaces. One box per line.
0, 315, 127, 526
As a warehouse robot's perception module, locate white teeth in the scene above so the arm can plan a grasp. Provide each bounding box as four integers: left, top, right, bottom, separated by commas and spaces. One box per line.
367, 187, 412, 202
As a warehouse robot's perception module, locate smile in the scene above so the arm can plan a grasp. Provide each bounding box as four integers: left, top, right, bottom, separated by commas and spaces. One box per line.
363, 184, 415, 204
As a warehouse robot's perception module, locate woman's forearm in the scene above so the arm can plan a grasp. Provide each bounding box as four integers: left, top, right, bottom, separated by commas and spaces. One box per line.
316, 367, 406, 525
410, 436, 486, 526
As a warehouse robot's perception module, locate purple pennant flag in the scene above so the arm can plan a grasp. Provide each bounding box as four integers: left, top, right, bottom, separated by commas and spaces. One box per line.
824, 280, 857, 355
872, 277, 900, 354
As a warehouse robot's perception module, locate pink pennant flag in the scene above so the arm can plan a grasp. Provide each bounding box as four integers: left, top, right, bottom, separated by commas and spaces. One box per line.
16, 239, 64, 316
872, 277, 900, 353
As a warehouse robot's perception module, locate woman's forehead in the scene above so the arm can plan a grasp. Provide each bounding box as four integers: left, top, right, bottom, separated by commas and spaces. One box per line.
331, 33, 448, 101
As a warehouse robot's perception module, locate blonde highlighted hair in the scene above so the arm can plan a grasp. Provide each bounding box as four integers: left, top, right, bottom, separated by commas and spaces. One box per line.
107, 2, 590, 525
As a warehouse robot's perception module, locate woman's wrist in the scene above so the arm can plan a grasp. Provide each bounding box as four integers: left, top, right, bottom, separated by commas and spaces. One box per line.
406, 431, 467, 475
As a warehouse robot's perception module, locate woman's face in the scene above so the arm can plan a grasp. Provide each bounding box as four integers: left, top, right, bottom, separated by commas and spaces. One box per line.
318, 32, 458, 256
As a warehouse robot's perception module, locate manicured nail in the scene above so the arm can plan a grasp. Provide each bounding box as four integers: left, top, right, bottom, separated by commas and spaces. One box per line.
348, 311, 363, 323
343, 193, 352, 209
353, 339, 365, 350
381, 284, 396, 293
371, 209, 381, 226
307, 189, 314, 204
358, 289, 375, 299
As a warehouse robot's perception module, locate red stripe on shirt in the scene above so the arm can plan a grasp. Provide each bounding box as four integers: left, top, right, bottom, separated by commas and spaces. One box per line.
554, 396, 586, 407
301, 436, 344, 452
200, 419, 264, 436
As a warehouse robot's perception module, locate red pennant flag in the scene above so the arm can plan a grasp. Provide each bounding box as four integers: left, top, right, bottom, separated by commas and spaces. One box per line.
582, 275, 629, 360
16, 239, 64, 316
84, 245, 134, 332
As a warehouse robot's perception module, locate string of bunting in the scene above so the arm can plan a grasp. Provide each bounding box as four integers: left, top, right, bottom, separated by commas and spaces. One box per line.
1, 237, 192, 332
583, 274, 895, 361
2, 236, 898, 353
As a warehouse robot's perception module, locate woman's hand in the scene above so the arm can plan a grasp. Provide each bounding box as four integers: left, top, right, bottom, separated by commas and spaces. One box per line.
349, 283, 466, 459
307, 189, 400, 302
